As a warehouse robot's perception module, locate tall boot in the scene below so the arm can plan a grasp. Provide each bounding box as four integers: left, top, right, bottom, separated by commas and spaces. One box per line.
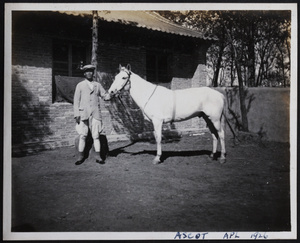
95, 151, 104, 164
93, 138, 103, 164
75, 152, 85, 165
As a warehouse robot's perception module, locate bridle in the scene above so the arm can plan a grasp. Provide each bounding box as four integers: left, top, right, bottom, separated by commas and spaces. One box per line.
109, 67, 160, 121
112, 68, 131, 96
109, 68, 132, 111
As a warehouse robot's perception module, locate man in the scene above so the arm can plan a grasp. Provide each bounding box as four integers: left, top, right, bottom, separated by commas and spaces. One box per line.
74, 64, 105, 165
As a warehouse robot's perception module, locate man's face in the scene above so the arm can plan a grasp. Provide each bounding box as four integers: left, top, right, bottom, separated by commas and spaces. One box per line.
84, 69, 94, 80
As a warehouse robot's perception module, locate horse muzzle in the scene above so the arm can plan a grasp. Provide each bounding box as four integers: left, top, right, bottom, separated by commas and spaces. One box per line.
104, 90, 121, 101
103, 92, 113, 101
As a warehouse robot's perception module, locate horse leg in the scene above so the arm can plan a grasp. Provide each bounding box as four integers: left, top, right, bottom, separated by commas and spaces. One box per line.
203, 115, 218, 160
218, 115, 226, 164
152, 118, 163, 164
201, 113, 219, 160
208, 118, 221, 161
211, 117, 226, 163
210, 133, 218, 160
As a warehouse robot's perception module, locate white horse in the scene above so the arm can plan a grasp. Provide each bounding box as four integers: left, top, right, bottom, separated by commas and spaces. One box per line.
105, 65, 226, 164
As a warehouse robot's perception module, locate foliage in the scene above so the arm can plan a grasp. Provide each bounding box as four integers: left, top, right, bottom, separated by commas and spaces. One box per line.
157, 10, 291, 88
158, 10, 291, 132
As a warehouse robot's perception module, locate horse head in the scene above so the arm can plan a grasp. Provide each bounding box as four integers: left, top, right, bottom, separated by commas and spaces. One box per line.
104, 64, 131, 101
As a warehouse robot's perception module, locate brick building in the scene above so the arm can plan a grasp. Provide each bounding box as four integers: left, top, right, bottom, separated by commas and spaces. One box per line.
11, 11, 215, 155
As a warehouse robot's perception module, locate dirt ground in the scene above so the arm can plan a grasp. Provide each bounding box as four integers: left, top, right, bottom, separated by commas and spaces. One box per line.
11, 133, 290, 234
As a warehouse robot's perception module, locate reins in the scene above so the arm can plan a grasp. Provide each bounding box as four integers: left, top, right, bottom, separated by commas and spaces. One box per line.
143, 85, 158, 114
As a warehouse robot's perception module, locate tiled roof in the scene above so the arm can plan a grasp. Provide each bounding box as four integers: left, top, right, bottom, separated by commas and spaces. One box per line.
58, 11, 217, 40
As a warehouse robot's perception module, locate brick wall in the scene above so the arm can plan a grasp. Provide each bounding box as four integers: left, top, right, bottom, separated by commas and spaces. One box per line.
11, 28, 290, 157
11, 14, 210, 156
12, 32, 77, 155
96, 37, 211, 138
96, 43, 151, 139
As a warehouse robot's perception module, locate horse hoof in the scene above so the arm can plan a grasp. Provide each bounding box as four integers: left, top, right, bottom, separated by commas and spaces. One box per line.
219, 158, 226, 164
152, 159, 161, 164
209, 153, 217, 161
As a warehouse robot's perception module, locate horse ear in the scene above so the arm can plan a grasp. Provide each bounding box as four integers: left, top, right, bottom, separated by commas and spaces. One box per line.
119, 64, 122, 71
126, 64, 131, 71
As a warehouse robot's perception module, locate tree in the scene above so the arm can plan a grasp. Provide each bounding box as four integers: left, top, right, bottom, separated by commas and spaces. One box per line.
92, 11, 98, 80
157, 10, 291, 131
221, 12, 249, 131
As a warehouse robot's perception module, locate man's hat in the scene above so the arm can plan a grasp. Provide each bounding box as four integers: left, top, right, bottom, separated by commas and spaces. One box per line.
81, 64, 96, 72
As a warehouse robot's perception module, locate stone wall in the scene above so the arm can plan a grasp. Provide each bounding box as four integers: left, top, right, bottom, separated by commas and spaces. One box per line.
216, 87, 290, 143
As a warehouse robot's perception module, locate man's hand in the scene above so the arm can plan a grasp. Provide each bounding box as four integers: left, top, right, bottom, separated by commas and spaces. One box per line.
75, 116, 81, 124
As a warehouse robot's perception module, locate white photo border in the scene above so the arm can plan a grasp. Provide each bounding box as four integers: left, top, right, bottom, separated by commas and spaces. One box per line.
3, 2, 297, 240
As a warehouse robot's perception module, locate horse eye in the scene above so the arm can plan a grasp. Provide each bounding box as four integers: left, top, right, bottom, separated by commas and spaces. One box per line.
122, 77, 127, 80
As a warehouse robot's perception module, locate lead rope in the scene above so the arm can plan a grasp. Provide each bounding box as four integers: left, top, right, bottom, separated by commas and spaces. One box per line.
142, 85, 158, 115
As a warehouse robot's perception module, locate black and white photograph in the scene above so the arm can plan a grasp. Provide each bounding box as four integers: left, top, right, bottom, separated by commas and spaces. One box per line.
3, 2, 297, 241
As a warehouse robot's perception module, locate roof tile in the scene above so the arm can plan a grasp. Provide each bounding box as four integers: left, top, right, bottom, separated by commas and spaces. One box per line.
58, 10, 217, 40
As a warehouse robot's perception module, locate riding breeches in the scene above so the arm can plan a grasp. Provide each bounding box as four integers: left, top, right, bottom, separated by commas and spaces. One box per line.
76, 117, 103, 152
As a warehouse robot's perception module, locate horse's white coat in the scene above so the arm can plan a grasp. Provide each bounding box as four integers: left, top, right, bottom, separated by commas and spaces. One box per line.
107, 65, 226, 164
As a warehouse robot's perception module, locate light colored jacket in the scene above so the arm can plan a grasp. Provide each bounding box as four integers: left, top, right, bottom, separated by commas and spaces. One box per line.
73, 80, 103, 121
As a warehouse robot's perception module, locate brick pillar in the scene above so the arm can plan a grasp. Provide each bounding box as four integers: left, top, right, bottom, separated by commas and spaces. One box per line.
192, 42, 210, 87
191, 42, 210, 130
191, 64, 208, 87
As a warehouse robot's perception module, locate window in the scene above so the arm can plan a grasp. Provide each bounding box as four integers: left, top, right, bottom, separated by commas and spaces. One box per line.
146, 51, 170, 85
53, 40, 91, 77
52, 40, 91, 103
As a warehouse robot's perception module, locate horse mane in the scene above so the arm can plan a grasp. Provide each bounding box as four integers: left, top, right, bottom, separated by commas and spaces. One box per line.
128, 70, 155, 88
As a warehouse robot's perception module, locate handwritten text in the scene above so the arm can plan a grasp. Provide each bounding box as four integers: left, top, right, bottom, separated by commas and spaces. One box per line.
174, 232, 208, 240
